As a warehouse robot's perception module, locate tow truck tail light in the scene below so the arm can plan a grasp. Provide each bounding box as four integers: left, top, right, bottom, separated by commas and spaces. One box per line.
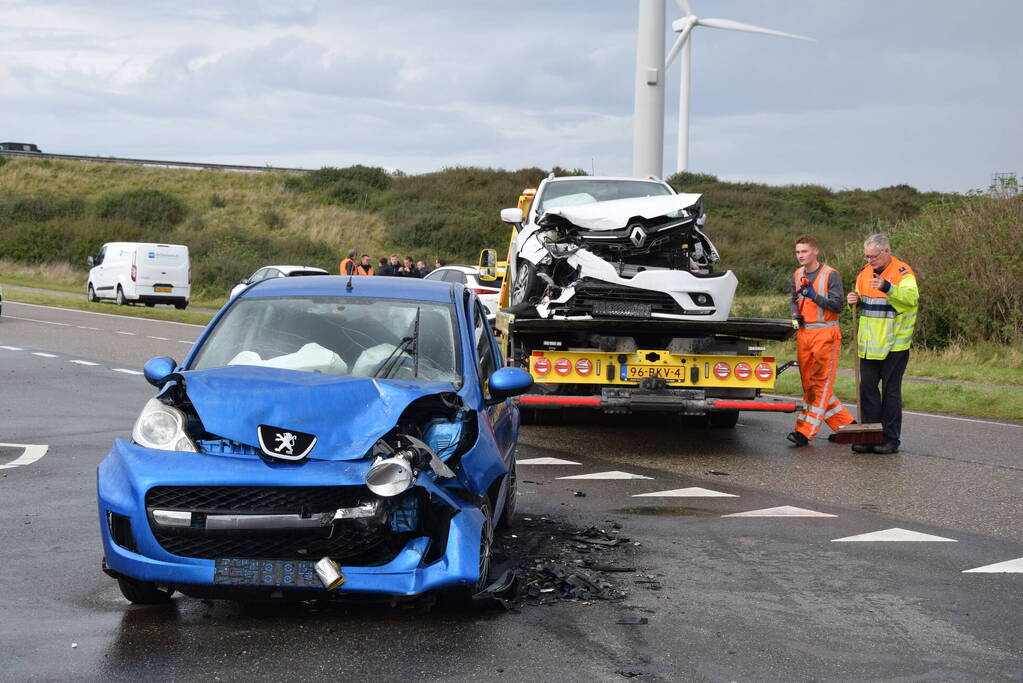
554, 358, 572, 376
735, 362, 752, 380
533, 358, 551, 375
713, 362, 731, 379
575, 358, 592, 376
755, 363, 774, 381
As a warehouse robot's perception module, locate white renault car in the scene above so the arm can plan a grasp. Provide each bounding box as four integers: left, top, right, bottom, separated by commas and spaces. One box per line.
423, 265, 502, 317
230, 265, 329, 299
500, 175, 737, 322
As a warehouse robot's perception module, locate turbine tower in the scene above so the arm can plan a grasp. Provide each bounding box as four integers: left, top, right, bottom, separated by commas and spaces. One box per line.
632, 0, 666, 179
665, 0, 813, 173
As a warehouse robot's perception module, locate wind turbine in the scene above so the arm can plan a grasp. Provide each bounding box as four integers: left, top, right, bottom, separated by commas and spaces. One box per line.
665, 0, 813, 173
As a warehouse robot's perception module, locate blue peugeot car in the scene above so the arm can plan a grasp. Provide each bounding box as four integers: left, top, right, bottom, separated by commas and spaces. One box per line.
97, 275, 532, 605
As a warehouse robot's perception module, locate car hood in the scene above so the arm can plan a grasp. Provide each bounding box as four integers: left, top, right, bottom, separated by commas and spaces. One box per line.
543, 193, 703, 231
180, 365, 457, 461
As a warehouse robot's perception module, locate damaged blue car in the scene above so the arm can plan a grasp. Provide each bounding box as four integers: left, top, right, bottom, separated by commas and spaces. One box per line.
97, 275, 532, 605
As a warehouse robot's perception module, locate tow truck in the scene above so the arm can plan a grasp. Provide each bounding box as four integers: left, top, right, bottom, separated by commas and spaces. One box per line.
479, 177, 800, 425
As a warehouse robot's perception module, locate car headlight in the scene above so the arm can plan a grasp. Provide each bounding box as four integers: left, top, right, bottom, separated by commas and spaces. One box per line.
132, 398, 198, 452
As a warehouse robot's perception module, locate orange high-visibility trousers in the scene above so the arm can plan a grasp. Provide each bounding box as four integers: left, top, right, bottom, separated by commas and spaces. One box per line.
795, 326, 854, 440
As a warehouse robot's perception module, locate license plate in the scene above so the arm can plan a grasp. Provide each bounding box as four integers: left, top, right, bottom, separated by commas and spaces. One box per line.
593, 301, 651, 318
154, 286, 172, 293
623, 365, 687, 381
214, 558, 323, 588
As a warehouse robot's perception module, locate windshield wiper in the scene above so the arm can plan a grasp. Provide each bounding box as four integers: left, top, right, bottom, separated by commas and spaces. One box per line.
372, 307, 421, 380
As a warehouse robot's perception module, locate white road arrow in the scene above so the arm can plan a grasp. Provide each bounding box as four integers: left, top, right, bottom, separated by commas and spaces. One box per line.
0, 443, 49, 470
723, 505, 836, 518
963, 557, 1023, 573
832, 528, 957, 542
518, 457, 582, 466
558, 471, 654, 481
633, 487, 736, 498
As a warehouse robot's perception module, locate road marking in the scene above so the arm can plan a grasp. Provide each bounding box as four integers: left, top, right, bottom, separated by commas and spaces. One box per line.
767, 393, 1023, 429
832, 528, 957, 542
633, 487, 737, 498
558, 471, 654, 481
77, 326, 100, 330
723, 505, 836, 518
148, 336, 169, 341
69, 360, 100, 366
115, 331, 137, 336
519, 457, 582, 466
112, 368, 143, 375
178, 340, 193, 345
6, 301, 204, 327
4, 314, 72, 326
31, 352, 59, 358
0, 443, 49, 470
0, 345, 24, 351
963, 557, 1023, 573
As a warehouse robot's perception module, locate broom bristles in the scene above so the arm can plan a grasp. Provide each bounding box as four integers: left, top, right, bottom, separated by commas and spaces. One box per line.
833, 422, 886, 444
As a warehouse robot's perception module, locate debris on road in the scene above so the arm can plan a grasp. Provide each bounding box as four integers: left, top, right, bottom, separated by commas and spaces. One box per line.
616, 616, 649, 625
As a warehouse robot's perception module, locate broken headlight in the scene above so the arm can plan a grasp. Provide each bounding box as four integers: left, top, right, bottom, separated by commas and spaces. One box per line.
132, 398, 198, 453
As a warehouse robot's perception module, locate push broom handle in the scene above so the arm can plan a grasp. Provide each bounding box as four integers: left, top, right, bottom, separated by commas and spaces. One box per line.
852, 301, 862, 421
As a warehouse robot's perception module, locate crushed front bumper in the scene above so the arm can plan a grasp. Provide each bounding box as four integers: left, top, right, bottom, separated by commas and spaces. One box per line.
97, 439, 484, 597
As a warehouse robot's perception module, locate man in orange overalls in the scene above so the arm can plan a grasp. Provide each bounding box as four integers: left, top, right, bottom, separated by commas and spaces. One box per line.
787, 235, 855, 446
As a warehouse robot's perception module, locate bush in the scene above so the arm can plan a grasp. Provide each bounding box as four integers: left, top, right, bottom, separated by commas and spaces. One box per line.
93, 189, 186, 228
260, 209, 286, 230
0, 195, 86, 222
209, 193, 227, 208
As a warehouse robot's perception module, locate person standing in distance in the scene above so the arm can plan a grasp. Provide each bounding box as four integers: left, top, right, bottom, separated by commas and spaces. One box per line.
847, 233, 919, 454
355, 254, 374, 276
339, 249, 356, 276
787, 235, 855, 446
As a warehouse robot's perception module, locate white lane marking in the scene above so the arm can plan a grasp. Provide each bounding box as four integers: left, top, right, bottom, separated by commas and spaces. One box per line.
0, 345, 24, 351
0, 444, 49, 470
77, 326, 100, 330
31, 352, 59, 358
723, 505, 836, 518
112, 368, 143, 375
6, 301, 204, 327
963, 557, 1023, 573
148, 336, 169, 341
633, 487, 737, 498
766, 393, 1023, 429
178, 340, 193, 345
518, 457, 581, 466
115, 331, 136, 336
69, 360, 100, 366
832, 528, 957, 542
4, 314, 72, 326
557, 470, 654, 481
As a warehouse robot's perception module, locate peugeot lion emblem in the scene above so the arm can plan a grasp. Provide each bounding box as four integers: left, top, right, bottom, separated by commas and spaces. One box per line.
257, 425, 317, 461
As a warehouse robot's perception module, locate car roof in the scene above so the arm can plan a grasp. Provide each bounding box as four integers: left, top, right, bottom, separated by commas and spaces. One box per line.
241, 274, 458, 303
433, 265, 475, 272
262, 265, 329, 274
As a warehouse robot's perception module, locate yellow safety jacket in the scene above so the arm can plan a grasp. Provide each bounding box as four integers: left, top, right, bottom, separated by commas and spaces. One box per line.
855, 256, 919, 359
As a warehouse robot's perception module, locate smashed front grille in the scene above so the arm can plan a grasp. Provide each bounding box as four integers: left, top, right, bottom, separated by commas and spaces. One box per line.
145, 485, 405, 564
565, 283, 682, 317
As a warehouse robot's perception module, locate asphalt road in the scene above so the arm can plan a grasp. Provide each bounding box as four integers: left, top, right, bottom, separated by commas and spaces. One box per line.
1, 300, 1021, 681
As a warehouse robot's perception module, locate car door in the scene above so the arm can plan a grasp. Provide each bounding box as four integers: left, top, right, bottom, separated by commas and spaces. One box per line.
93, 244, 112, 294
472, 298, 514, 458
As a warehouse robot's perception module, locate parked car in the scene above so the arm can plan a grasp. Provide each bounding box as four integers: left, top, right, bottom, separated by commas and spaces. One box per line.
230, 265, 329, 299
424, 265, 502, 316
97, 275, 533, 606
87, 242, 190, 309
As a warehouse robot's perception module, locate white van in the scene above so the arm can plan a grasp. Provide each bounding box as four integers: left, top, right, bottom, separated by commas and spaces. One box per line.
87, 243, 190, 309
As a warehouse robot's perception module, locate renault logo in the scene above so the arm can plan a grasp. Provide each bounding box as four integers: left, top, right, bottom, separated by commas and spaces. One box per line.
629, 224, 647, 248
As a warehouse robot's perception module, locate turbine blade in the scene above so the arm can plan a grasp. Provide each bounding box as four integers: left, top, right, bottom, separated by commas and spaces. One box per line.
696, 17, 814, 41
665, 25, 693, 68
675, 0, 693, 15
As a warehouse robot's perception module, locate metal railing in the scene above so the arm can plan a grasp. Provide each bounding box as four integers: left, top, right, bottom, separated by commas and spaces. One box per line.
0, 149, 310, 173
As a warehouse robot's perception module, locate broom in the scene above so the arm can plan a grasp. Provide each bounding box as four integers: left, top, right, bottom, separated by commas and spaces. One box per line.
833, 301, 885, 445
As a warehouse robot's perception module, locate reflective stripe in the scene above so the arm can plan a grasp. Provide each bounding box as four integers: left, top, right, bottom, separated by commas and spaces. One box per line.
806, 405, 826, 416
824, 403, 845, 418
859, 295, 888, 306
861, 308, 896, 319
805, 321, 839, 329
797, 414, 822, 426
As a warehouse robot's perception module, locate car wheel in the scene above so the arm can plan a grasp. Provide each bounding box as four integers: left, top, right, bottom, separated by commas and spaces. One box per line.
510, 260, 538, 306
144, 302, 155, 307
116, 576, 174, 605
438, 497, 494, 609
174, 302, 187, 310
497, 458, 517, 530
708, 409, 739, 428
115, 286, 127, 306
87, 284, 98, 302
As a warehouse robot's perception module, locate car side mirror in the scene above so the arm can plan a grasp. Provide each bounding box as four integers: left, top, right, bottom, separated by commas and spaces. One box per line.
143, 356, 178, 388
478, 248, 498, 282
238, 277, 249, 285
487, 367, 533, 403
500, 207, 523, 224
87, 256, 95, 266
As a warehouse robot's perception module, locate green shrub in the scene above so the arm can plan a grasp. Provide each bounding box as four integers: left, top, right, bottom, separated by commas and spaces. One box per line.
209, 193, 227, 208
0, 195, 86, 222
93, 188, 186, 228
260, 209, 285, 230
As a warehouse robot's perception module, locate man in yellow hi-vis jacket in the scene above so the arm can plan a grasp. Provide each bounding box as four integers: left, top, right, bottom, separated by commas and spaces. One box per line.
847, 233, 919, 454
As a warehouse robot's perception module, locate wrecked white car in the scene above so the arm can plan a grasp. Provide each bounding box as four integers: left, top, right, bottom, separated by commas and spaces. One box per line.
500, 176, 737, 322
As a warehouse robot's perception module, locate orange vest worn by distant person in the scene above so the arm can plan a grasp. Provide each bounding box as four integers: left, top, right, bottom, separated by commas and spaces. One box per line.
339, 257, 355, 276
793, 264, 854, 440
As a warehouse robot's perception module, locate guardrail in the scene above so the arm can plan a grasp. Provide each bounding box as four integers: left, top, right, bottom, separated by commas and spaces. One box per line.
0, 149, 311, 173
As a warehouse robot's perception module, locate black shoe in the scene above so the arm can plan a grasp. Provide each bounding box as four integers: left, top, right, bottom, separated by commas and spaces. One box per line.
873, 440, 900, 454
787, 431, 809, 447
827, 433, 837, 442
851, 443, 874, 454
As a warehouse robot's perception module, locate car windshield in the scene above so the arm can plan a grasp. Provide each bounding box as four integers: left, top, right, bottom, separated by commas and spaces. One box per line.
189, 296, 460, 383
538, 179, 672, 213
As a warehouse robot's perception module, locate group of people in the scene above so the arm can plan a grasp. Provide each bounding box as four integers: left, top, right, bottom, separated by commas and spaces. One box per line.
788, 233, 919, 455
338, 250, 446, 279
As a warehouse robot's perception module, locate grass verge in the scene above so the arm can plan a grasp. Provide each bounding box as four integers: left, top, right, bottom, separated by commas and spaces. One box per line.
4, 288, 215, 326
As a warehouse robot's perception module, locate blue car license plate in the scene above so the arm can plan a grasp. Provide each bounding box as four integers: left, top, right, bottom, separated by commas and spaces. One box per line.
214, 558, 322, 588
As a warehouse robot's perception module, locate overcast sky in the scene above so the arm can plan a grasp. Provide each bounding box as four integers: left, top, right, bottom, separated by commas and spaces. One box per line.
2, 1, 1020, 192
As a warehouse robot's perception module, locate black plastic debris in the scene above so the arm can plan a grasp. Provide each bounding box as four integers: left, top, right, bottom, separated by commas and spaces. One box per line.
616, 616, 648, 625
573, 490, 587, 497
591, 565, 636, 573
706, 470, 730, 476
472, 569, 520, 610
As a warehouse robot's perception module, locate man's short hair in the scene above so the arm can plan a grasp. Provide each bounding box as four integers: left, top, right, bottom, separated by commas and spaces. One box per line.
864, 233, 890, 251
347, 249, 357, 258
360, 254, 369, 259
405, 256, 414, 262
436, 258, 446, 267
795, 234, 817, 248
390, 253, 399, 260
378, 257, 387, 265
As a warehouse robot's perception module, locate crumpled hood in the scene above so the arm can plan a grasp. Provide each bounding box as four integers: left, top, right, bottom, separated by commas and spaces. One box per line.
180, 365, 456, 461
544, 193, 702, 231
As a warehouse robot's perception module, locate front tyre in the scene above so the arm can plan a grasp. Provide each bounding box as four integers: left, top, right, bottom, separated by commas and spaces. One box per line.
510, 260, 538, 307
174, 302, 188, 310
115, 286, 127, 306
438, 497, 494, 610
497, 457, 517, 530
116, 576, 174, 605
87, 283, 98, 302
